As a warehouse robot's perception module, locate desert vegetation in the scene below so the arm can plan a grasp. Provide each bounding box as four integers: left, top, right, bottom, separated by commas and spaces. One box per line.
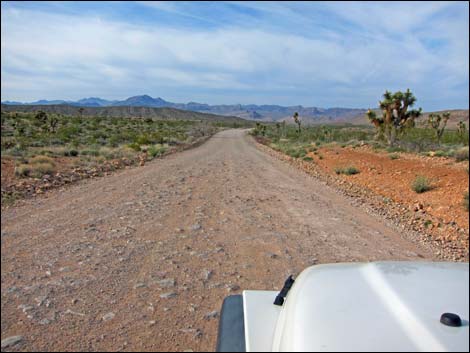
1, 109, 248, 204
411, 176, 432, 193
252, 90, 468, 160
252, 92, 469, 257
335, 166, 360, 175
1, 110, 218, 164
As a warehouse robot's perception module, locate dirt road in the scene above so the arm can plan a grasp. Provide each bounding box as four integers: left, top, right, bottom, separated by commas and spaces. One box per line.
1, 129, 435, 352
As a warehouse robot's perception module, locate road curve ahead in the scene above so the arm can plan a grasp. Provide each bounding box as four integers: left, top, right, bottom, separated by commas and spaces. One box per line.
1, 129, 433, 352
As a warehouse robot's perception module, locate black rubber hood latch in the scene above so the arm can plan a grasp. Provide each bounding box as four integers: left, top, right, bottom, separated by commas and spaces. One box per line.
273, 275, 295, 306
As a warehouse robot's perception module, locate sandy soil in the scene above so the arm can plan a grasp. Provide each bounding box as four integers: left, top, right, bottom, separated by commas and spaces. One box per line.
1, 130, 437, 352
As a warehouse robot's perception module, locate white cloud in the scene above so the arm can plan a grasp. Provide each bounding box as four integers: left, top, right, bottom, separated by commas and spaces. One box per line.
1, 2, 468, 109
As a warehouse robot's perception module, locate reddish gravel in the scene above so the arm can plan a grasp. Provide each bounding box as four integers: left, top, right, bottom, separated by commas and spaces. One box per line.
313, 145, 469, 231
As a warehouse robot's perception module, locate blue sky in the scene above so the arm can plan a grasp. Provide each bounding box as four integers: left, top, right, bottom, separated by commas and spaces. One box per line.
1, 1, 469, 110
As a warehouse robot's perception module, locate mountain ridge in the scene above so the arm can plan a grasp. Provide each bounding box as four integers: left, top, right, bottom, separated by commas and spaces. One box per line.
2, 95, 367, 122
0, 104, 252, 125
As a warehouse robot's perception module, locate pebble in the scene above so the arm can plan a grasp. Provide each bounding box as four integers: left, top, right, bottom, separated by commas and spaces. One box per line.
194, 329, 203, 339
1, 336, 23, 349
18, 304, 34, 313
204, 311, 219, 320
160, 292, 177, 299
191, 224, 202, 231
226, 284, 240, 292
64, 309, 85, 316
102, 312, 115, 321
202, 270, 213, 281
405, 251, 418, 257
158, 279, 176, 288
38, 318, 51, 325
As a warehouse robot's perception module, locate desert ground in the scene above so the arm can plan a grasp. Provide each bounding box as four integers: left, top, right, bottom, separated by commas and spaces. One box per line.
0, 129, 445, 351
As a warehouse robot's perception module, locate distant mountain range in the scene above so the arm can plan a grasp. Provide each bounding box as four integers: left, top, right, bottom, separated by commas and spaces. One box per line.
2, 95, 367, 123
0, 104, 252, 124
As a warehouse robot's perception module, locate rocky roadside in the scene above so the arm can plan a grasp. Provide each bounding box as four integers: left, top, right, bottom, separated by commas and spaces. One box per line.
1, 134, 216, 209
253, 137, 469, 262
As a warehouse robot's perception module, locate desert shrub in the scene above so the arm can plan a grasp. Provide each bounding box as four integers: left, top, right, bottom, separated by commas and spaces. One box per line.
101, 150, 118, 160
127, 142, 141, 152
62, 149, 78, 157
94, 156, 106, 164
6, 146, 27, 157
286, 149, 300, 158
412, 176, 431, 193
30, 155, 55, 166
31, 162, 56, 177
15, 164, 32, 177
454, 148, 469, 162
386, 146, 405, 153
269, 143, 280, 150
148, 145, 167, 158
29, 140, 47, 148
434, 150, 447, 157
389, 153, 400, 160
343, 166, 360, 175
303, 156, 313, 161
107, 135, 121, 147
335, 166, 360, 175
49, 138, 65, 146
135, 134, 152, 145
81, 149, 100, 156
39, 150, 54, 156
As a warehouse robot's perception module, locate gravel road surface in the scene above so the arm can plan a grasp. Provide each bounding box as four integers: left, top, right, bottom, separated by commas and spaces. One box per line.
1, 129, 433, 352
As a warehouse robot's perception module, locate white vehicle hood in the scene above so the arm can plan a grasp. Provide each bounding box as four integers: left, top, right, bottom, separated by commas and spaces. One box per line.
244, 262, 469, 352
273, 262, 469, 352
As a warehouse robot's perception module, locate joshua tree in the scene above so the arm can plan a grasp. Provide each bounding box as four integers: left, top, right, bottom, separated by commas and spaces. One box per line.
457, 121, 467, 144
78, 107, 85, 117
34, 110, 50, 132
427, 112, 450, 144
366, 109, 385, 141
367, 89, 421, 145
293, 112, 301, 133
49, 115, 59, 133
35, 110, 48, 125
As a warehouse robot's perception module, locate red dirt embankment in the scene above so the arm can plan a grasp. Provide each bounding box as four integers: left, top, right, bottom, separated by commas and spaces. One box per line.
313, 145, 468, 232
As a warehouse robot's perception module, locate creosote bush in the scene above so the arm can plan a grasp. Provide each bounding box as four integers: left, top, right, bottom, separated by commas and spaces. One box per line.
335, 166, 360, 175
412, 176, 431, 193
